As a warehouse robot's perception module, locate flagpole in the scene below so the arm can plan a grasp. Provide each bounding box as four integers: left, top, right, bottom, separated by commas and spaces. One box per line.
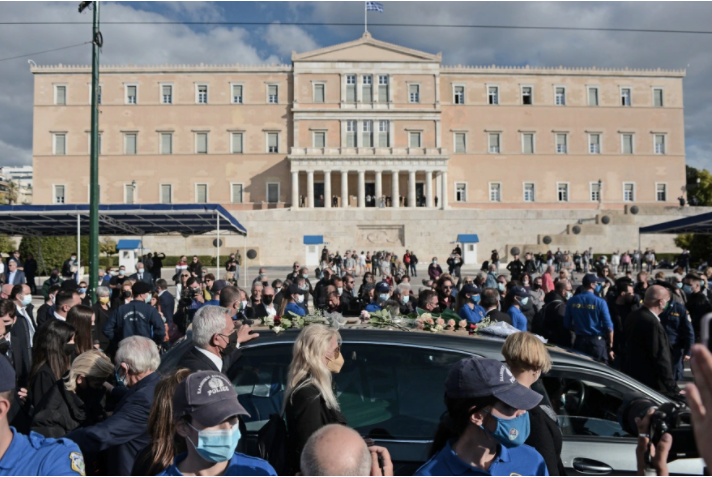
364, 1, 367, 33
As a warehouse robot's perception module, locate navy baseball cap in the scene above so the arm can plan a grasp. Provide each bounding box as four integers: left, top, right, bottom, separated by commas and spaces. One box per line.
582, 274, 606, 287
0, 356, 15, 393
210, 280, 230, 294
375, 281, 390, 293
287, 284, 306, 295
461, 283, 481, 296
445, 357, 542, 410
508, 285, 529, 298
173, 371, 249, 427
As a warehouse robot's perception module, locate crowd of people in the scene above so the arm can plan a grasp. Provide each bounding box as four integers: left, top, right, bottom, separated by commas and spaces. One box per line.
0, 246, 712, 475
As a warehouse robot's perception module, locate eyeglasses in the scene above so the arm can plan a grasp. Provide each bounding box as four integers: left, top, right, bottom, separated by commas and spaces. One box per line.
442, 286, 453, 290
181, 274, 190, 278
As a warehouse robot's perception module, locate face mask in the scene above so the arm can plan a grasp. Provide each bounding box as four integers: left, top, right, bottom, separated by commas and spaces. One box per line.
63, 343, 75, 356
262, 296, 273, 306
137, 269, 143, 274
523, 280, 529, 285
378, 293, 389, 302
110, 270, 118, 276
241, 300, 248, 309
432, 261, 437, 265
326, 352, 345, 374
566, 291, 573, 299
144, 294, 152, 304
186, 422, 241, 463
99, 297, 110, 304
481, 410, 531, 448
594, 284, 602, 293
676, 282, 683, 289
21, 295, 32, 306
302, 274, 309, 279
337, 287, 343, 295
77, 385, 105, 404
471, 295, 481, 305
497, 283, 505, 292
402, 295, 410, 304
122, 290, 132, 299
71, 258, 76, 262
51, 273, 59, 280
662, 300, 671, 313
683, 285, 693, 295
78, 288, 87, 294
296, 295, 304, 304
520, 297, 529, 306
218, 332, 238, 357
118, 270, 125, 276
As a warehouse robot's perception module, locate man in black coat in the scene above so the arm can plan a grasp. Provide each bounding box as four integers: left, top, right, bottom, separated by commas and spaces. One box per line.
621, 285, 680, 397
540, 280, 574, 349
481, 288, 513, 326
1, 299, 31, 390
103, 282, 164, 348
24, 254, 38, 295
606, 277, 641, 365
61, 253, 77, 280
313, 268, 333, 309
155, 279, 175, 325
129, 263, 154, 289
684, 273, 712, 342
506, 254, 524, 281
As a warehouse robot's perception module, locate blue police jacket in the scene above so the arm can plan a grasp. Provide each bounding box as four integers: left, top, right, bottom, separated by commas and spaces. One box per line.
285, 302, 306, 317
660, 301, 695, 354
507, 306, 528, 331
459, 303, 486, 324
415, 439, 549, 476
65, 371, 161, 477
563, 291, 613, 337
103, 300, 165, 346
0, 427, 85, 476
158, 451, 276, 476
365, 302, 382, 312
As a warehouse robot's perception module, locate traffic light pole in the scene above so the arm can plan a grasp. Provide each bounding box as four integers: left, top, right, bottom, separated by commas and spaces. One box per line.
86, 1, 101, 301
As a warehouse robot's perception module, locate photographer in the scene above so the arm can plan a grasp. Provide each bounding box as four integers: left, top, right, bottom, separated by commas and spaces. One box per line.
172, 278, 204, 337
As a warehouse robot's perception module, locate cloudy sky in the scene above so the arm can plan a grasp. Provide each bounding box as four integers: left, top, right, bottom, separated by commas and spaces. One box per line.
1, 1, 711, 170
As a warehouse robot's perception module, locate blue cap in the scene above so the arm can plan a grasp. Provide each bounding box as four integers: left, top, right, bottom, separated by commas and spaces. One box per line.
508, 285, 529, 298
375, 281, 390, 293
0, 356, 16, 393
461, 283, 481, 296
445, 357, 542, 410
582, 274, 606, 287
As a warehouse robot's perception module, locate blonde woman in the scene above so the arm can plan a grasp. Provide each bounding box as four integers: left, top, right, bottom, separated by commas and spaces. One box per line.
31, 350, 113, 438
283, 325, 347, 472
502, 332, 565, 476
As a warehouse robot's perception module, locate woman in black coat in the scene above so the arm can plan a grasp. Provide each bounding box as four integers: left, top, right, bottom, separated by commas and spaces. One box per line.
283, 325, 347, 473
28, 320, 75, 410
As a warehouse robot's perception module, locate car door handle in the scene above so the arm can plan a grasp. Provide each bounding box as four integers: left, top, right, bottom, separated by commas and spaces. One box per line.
573, 457, 613, 474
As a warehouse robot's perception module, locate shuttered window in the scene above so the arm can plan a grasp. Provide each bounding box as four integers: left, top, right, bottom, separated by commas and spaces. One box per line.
54, 134, 66, 155
489, 133, 500, 153
197, 85, 208, 104
125, 184, 135, 204
655, 135, 665, 154
378, 75, 388, 102
314, 84, 325, 103
346, 121, 357, 147
55, 85, 66, 105
524, 183, 535, 202
160, 133, 172, 154
378, 120, 389, 147
588, 87, 599, 106
622, 134, 634, 154
454, 86, 464, 104
589, 134, 600, 154
522, 134, 534, 154
54, 185, 66, 204
314, 132, 326, 148
346, 75, 356, 102
232, 84, 243, 104
489, 183, 501, 202
267, 183, 279, 203
125, 134, 137, 155
161, 184, 172, 204
362, 75, 372, 103
557, 183, 569, 202
555, 87, 565, 105
268, 85, 278, 103
556, 134, 567, 154
624, 183, 635, 202
268, 133, 278, 153
231, 133, 243, 154
590, 183, 601, 202
409, 84, 420, 103
232, 184, 243, 203
455, 133, 466, 153
621, 88, 631, 107
162, 85, 172, 104
362, 121, 373, 147
654, 89, 664, 107
196, 133, 208, 154
656, 184, 667, 202
127, 85, 137, 104
409, 132, 421, 148
196, 184, 208, 203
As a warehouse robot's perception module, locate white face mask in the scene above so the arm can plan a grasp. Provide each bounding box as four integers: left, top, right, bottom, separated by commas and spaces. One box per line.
337, 287, 343, 295
275, 287, 282, 294
296, 295, 304, 304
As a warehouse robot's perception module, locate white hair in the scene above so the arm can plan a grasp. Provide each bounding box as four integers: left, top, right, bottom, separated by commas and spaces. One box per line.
96, 286, 110, 297
397, 283, 411, 295
115, 336, 160, 374
192, 305, 230, 349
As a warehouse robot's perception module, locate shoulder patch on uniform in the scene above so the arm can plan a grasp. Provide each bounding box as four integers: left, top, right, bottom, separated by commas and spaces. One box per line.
70, 451, 85, 476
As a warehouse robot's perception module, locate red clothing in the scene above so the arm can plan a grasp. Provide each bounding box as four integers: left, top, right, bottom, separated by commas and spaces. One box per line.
542, 272, 555, 294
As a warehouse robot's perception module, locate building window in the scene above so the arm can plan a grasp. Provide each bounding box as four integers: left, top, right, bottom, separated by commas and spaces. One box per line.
314, 84, 325, 103
621, 88, 631, 107
488, 86, 499, 105
590, 182, 601, 202
162, 84, 173, 104
125, 184, 136, 204
54, 185, 66, 204
160, 184, 172, 204
409, 132, 421, 148
55, 85, 67, 105
126, 85, 137, 104
455, 183, 467, 202
454, 86, 465, 104
346, 75, 356, 102
378, 120, 389, 147
623, 183, 635, 202
588, 86, 599, 106
378, 75, 389, 102
409, 84, 420, 103
523, 183, 535, 202
522, 133, 534, 154
454, 133, 466, 154
231, 183, 244, 204
53, 133, 66, 155
196, 84, 208, 104
196, 133, 208, 154
346, 121, 357, 147
622, 134, 634, 154
557, 183, 569, 202
362, 75, 372, 103
232, 84, 243, 104
653, 88, 664, 107
266, 182, 280, 203
489, 183, 501, 202
656, 183, 667, 202
556, 134, 567, 154
521, 86, 532, 105
314, 131, 326, 148
267, 133, 279, 153
654, 134, 666, 154
231, 133, 243, 154
195, 184, 208, 204
488, 133, 500, 153
362, 121, 373, 147
125, 133, 137, 155
589, 134, 601, 154
268, 84, 278, 104
555, 87, 566, 106
160, 133, 172, 154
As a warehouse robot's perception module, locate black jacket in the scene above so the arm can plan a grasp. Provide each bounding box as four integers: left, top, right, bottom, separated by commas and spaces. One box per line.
61, 259, 75, 278
9, 312, 32, 389
686, 291, 712, 342
541, 292, 574, 349
29, 362, 57, 411
285, 383, 347, 472
176, 346, 242, 374
338, 292, 362, 317
622, 307, 679, 396
485, 308, 513, 326
525, 404, 566, 476
103, 300, 165, 347
92, 302, 112, 351
158, 291, 175, 325
30, 379, 105, 438
251, 303, 276, 320
506, 260, 524, 280
35, 304, 52, 331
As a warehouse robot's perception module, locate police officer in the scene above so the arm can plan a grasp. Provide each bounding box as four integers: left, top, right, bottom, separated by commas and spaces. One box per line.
506, 254, 524, 282
0, 357, 85, 476
102, 281, 165, 349
656, 280, 695, 381
564, 274, 614, 363
684, 273, 712, 342
457, 283, 486, 324
365, 282, 390, 313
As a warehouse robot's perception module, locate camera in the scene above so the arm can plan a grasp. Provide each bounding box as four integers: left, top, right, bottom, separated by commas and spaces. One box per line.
618, 396, 697, 461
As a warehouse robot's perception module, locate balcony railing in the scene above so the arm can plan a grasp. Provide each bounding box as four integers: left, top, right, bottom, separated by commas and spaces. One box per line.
289, 146, 449, 156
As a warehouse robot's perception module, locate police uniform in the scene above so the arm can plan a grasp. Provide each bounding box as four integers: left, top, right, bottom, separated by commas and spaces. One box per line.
158, 452, 276, 476
284, 302, 306, 317
563, 277, 613, 363
659, 301, 695, 380
364, 302, 382, 313
459, 303, 485, 324
0, 427, 85, 476
507, 306, 528, 331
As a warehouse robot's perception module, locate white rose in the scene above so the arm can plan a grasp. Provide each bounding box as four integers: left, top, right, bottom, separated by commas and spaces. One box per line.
272, 326, 284, 334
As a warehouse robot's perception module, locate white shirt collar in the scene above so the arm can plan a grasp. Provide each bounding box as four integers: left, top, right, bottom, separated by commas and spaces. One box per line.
158, 290, 165, 297
53, 311, 66, 322
195, 346, 224, 371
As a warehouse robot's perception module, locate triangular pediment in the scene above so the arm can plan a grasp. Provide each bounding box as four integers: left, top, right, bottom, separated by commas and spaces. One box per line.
293, 32, 441, 63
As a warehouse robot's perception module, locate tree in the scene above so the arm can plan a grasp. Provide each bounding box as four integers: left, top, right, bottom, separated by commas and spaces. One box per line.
685, 166, 712, 206
675, 234, 712, 264
100, 238, 117, 257
0, 235, 15, 254
4, 180, 19, 205
19, 236, 89, 274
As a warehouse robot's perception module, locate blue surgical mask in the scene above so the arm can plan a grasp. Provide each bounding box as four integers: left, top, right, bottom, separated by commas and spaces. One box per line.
471, 295, 481, 305
402, 295, 410, 304
186, 421, 241, 463
683, 284, 693, 295
594, 284, 602, 293
78, 288, 87, 294
676, 282, 683, 289
481, 410, 531, 448
566, 291, 573, 299
21, 295, 32, 307
378, 293, 389, 302
296, 294, 304, 304
520, 297, 529, 306
302, 273, 309, 279
497, 283, 505, 292
144, 294, 153, 304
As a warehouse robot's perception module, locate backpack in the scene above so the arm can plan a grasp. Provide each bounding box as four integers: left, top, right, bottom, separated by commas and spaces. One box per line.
532, 300, 563, 337
257, 413, 289, 475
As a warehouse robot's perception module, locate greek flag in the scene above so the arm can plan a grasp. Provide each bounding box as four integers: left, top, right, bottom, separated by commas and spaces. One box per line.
366, 1, 384, 12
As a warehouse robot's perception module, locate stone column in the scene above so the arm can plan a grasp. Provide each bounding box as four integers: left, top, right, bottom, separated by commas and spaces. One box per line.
307, 170, 314, 209
392, 170, 400, 208
408, 170, 416, 208
441, 170, 448, 210
341, 171, 348, 207
426, 171, 433, 208
291, 171, 299, 208
324, 170, 332, 209
435, 120, 442, 148
435, 171, 442, 208
358, 170, 366, 208
375, 171, 382, 206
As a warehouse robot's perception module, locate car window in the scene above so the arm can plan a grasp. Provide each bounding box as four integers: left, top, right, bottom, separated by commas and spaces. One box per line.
543, 368, 640, 438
